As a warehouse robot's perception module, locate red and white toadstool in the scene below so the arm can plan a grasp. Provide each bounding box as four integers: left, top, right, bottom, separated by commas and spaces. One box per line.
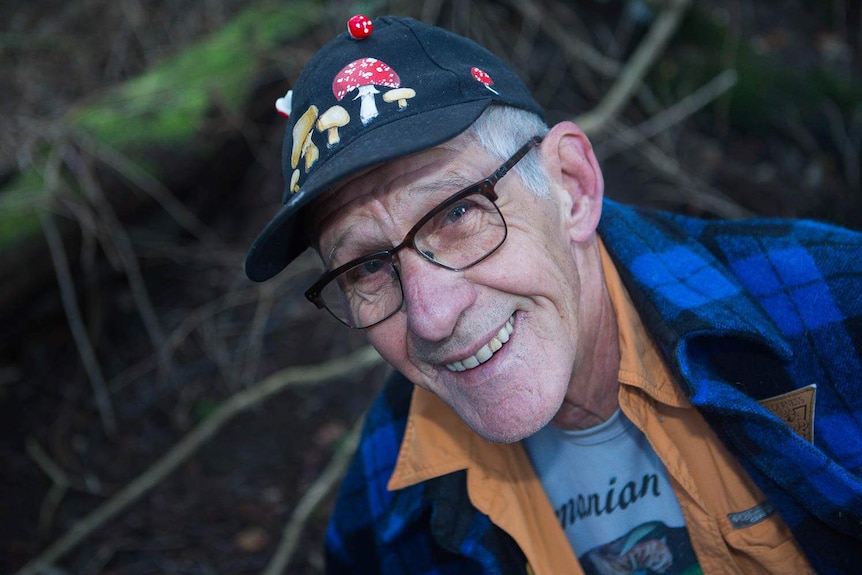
347, 14, 373, 40
332, 58, 401, 125
471, 67, 499, 95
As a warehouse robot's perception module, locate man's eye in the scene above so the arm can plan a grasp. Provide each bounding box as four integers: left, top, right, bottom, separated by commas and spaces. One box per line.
358, 259, 385, 277
445, 203, 471, 223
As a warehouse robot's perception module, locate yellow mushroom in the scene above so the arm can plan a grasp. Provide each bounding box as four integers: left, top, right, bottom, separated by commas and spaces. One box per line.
304, 138, 320, 171
383, 87, 416, 110
317, 105, 350, 147
290, 169, 300, 193
290, 105, 319, 169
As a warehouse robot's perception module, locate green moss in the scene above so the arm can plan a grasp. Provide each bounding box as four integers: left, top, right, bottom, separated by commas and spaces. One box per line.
73, 0, 323, 148
1, 0, 323, 248
0, 170, 49, 247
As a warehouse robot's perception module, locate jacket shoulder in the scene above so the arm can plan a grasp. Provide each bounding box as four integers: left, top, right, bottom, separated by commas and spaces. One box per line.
325, 372, 414, 573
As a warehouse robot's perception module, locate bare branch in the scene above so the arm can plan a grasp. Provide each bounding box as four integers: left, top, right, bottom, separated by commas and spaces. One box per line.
823, 99, 861, 192
26, 438, 71, 535
576, 0, 694, 135
62, 146, 176, 381
596, 69, 738, 160
605, 118, 754, 219
16, 346, 383, 575
76, 133, 223, 246
263, 413, 367, 575
241, 281, 277, 387
40, 210, 117, 437
508, 0, 621, 78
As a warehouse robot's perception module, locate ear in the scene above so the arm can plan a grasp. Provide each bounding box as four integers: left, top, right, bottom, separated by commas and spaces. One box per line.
540, 121, 605, 243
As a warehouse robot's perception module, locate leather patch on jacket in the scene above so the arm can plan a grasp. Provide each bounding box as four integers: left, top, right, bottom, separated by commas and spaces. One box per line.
758, 384, 816, 443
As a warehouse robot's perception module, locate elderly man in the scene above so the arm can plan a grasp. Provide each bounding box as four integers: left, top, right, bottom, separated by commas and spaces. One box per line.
246, 15, 862, 575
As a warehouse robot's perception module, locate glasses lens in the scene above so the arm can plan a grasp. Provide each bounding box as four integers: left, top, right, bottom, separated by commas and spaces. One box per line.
319, 256, 402, 328
415, 190, 506, 270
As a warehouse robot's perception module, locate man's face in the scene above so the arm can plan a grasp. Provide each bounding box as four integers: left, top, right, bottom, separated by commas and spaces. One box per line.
311, 132, 603, 443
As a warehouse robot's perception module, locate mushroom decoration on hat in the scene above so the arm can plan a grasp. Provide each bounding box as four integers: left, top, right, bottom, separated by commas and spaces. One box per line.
275, 90, 292, 118
347, 14, 373, 40
317, 105, 350, 147
471, 67, 499, 95
383, 87, 416, 110
333, 58, 401, 125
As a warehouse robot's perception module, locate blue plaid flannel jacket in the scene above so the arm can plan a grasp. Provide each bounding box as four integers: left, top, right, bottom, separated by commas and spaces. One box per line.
325, 200, 862, 574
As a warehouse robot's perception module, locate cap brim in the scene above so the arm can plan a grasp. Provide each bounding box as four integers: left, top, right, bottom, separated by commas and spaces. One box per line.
245, 98, 492, 282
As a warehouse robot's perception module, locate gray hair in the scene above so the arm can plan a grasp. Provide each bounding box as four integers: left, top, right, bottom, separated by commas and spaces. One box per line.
464, 105, 550, 197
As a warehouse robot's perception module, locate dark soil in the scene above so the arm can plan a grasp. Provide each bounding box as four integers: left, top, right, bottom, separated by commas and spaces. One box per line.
2, 1, 860, 574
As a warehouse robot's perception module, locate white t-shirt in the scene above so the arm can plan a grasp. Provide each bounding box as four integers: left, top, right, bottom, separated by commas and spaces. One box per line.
523, 409, 702, 574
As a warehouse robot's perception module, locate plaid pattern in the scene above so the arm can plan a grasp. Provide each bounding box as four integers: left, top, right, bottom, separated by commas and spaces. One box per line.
325, 371, 527, 574
325, 200, 862, 574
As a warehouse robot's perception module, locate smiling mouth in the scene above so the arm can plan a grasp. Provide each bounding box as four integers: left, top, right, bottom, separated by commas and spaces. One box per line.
446, 315, 515, 372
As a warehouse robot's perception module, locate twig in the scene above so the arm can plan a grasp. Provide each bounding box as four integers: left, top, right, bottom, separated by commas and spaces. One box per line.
509, 0, 620, 79
75, 132, 222, 246
26, 436, 104, 495
26, 438, 70, 489
63, 146, 176, 381
823, 99, 861, 192
108, 286, 259, 392
39, 210, 117, 437
26, 438, 71, 535
506, 0, 667, 134
241, 282, 276, 387
262, 414, 366, 575
16, 346, 383, 575
605, 118, 753, 219
197, 313, 237, 383
576, 0, 694, 135
596, 69, 738, 160
109, 284, 264, 392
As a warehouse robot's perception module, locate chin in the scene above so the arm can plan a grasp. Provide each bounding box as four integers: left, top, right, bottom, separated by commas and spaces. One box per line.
473, 425, 542, 444
461, 397, 562, 444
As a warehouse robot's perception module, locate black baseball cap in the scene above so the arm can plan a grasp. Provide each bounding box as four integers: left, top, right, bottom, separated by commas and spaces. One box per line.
245, 15, 544, 281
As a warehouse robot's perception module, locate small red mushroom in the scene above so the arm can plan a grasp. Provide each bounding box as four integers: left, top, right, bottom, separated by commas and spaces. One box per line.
347, 14, 373, 40
332, 58, 401, 125
471, 67, 499, 95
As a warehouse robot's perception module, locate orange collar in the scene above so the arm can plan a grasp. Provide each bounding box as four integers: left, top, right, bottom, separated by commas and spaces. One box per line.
600, 240, 690, 408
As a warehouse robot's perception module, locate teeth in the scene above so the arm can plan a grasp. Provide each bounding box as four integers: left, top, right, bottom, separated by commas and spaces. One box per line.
446, 316, 514, 372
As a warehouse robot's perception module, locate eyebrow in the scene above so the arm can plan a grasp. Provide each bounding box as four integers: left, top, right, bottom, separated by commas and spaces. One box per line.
325, 170, 485, 267
408, 172, 478, 197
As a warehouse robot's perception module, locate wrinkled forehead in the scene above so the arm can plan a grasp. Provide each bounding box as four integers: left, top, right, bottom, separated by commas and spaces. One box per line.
305, 134, 487, 249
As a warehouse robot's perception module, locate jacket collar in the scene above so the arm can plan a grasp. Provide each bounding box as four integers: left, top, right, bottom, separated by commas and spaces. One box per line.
598, 200, 793, 398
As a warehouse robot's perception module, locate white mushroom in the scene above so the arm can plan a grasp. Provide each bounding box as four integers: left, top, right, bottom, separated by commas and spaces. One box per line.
383, 88, 416, 110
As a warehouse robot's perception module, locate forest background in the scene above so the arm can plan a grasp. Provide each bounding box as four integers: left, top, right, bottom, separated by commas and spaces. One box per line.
2, 0, 860, 573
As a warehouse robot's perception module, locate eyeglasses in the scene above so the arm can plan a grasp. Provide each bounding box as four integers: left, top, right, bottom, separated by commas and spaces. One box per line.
305, 136, 543, 329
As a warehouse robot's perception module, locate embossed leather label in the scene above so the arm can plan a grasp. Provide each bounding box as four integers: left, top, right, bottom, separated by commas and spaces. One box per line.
759, 384, 816, 443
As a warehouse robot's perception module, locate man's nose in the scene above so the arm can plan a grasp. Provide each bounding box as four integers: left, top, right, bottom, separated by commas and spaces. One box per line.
397, 250, 475, 342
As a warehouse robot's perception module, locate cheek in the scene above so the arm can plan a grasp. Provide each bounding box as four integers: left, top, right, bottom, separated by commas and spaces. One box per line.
487, 231, 581, 311
366, 319, 418, 376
